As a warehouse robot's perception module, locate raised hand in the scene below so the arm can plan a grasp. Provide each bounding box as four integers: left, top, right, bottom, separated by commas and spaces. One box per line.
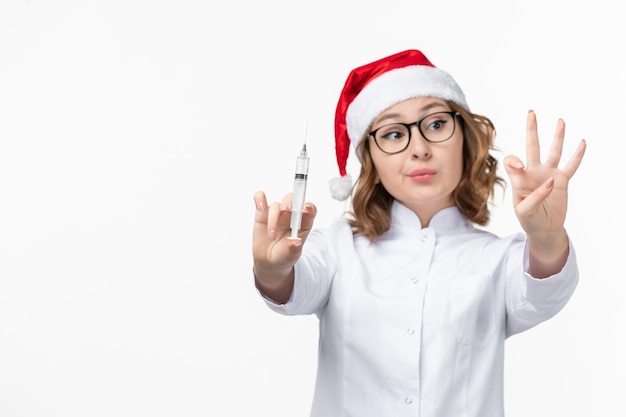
503, 110, 586, 237
251, 191, 316, 303
502, 110, 586, 277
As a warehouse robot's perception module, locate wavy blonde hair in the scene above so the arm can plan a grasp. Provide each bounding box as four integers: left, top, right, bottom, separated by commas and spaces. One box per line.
345, 101, 505, 242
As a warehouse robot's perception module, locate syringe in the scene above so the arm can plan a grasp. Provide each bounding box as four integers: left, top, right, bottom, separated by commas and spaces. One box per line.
289, 143, 310, 240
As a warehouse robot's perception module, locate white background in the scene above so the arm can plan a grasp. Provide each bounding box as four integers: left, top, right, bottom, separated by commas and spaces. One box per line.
0, 1, 623, 416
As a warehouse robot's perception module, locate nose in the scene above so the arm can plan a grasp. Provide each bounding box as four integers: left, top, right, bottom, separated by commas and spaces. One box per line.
409, 125, 432, 160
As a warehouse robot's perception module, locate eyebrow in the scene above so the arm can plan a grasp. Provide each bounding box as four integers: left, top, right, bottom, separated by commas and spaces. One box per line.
374, 102, 448, 125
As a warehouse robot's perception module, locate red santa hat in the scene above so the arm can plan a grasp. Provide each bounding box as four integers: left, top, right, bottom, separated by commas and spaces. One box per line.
330, 49, 470, 200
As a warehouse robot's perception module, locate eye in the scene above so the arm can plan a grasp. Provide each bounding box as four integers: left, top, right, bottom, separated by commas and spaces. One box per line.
423, 114, 450, 132
377, 124, 408, 142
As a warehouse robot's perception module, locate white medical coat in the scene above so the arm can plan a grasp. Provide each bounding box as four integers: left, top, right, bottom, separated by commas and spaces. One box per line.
259, 202, 578, 417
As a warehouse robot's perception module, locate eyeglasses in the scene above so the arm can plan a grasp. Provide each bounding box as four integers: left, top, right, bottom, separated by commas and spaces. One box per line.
369, 111, 460, 154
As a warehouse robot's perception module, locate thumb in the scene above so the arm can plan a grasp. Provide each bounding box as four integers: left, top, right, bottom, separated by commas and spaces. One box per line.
502, 154, 525, 180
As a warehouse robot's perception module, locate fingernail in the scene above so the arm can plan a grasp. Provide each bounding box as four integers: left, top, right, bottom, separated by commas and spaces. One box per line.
269, 229, 276, 241
545, 177, 554, 189
256, 200, 266, 211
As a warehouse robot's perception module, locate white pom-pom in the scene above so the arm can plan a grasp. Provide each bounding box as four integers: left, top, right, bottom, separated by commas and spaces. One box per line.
329, 174, 353, 201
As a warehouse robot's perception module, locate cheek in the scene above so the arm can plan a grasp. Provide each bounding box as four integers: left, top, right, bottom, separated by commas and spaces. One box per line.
449, 143, 465, 183
371, 155, 401, 185
370, 154, 389, 183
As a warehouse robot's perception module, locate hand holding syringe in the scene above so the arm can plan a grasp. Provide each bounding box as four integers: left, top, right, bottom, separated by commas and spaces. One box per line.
288, 143, 310, 240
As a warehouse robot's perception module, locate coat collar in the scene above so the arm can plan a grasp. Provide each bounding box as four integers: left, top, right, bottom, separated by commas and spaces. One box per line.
389, 200, 472, 235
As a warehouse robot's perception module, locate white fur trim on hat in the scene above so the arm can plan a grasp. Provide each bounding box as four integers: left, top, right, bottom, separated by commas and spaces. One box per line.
346, 65, 469, 145
328, 174, 353, 201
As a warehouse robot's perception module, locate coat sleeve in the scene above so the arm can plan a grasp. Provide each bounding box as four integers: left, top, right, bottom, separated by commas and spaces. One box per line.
504, 234, 579, 338
256, 223, 345, 317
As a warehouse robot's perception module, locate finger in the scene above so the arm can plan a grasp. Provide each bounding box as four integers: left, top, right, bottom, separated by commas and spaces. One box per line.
561, 139, 587, 179
286, 201, 318, 242
545, 118, 566, 168
516, 177, 555, 215
266, 201, 289, 241
280, 193, 294, 211
526, 110, 541, 166
502, 154, 525, 179
299, 202, 317, 234
502, 155, 528, 206
253, 191, 269, 223
252, 191, 273, 254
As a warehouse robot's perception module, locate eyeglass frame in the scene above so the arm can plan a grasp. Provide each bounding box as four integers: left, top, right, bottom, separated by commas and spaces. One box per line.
368, 111, 461, 155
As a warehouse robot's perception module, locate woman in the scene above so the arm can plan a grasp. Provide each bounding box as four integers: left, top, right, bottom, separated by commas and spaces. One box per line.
251, 49, 586, 416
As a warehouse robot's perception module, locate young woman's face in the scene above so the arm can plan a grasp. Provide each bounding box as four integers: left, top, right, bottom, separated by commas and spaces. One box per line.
368, 97, 464, 219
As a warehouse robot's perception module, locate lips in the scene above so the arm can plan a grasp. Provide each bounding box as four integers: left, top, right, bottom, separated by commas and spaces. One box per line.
408, 168, 436, 182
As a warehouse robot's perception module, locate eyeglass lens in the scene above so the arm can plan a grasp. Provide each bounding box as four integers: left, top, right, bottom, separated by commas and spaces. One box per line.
373, 112, 456, 154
